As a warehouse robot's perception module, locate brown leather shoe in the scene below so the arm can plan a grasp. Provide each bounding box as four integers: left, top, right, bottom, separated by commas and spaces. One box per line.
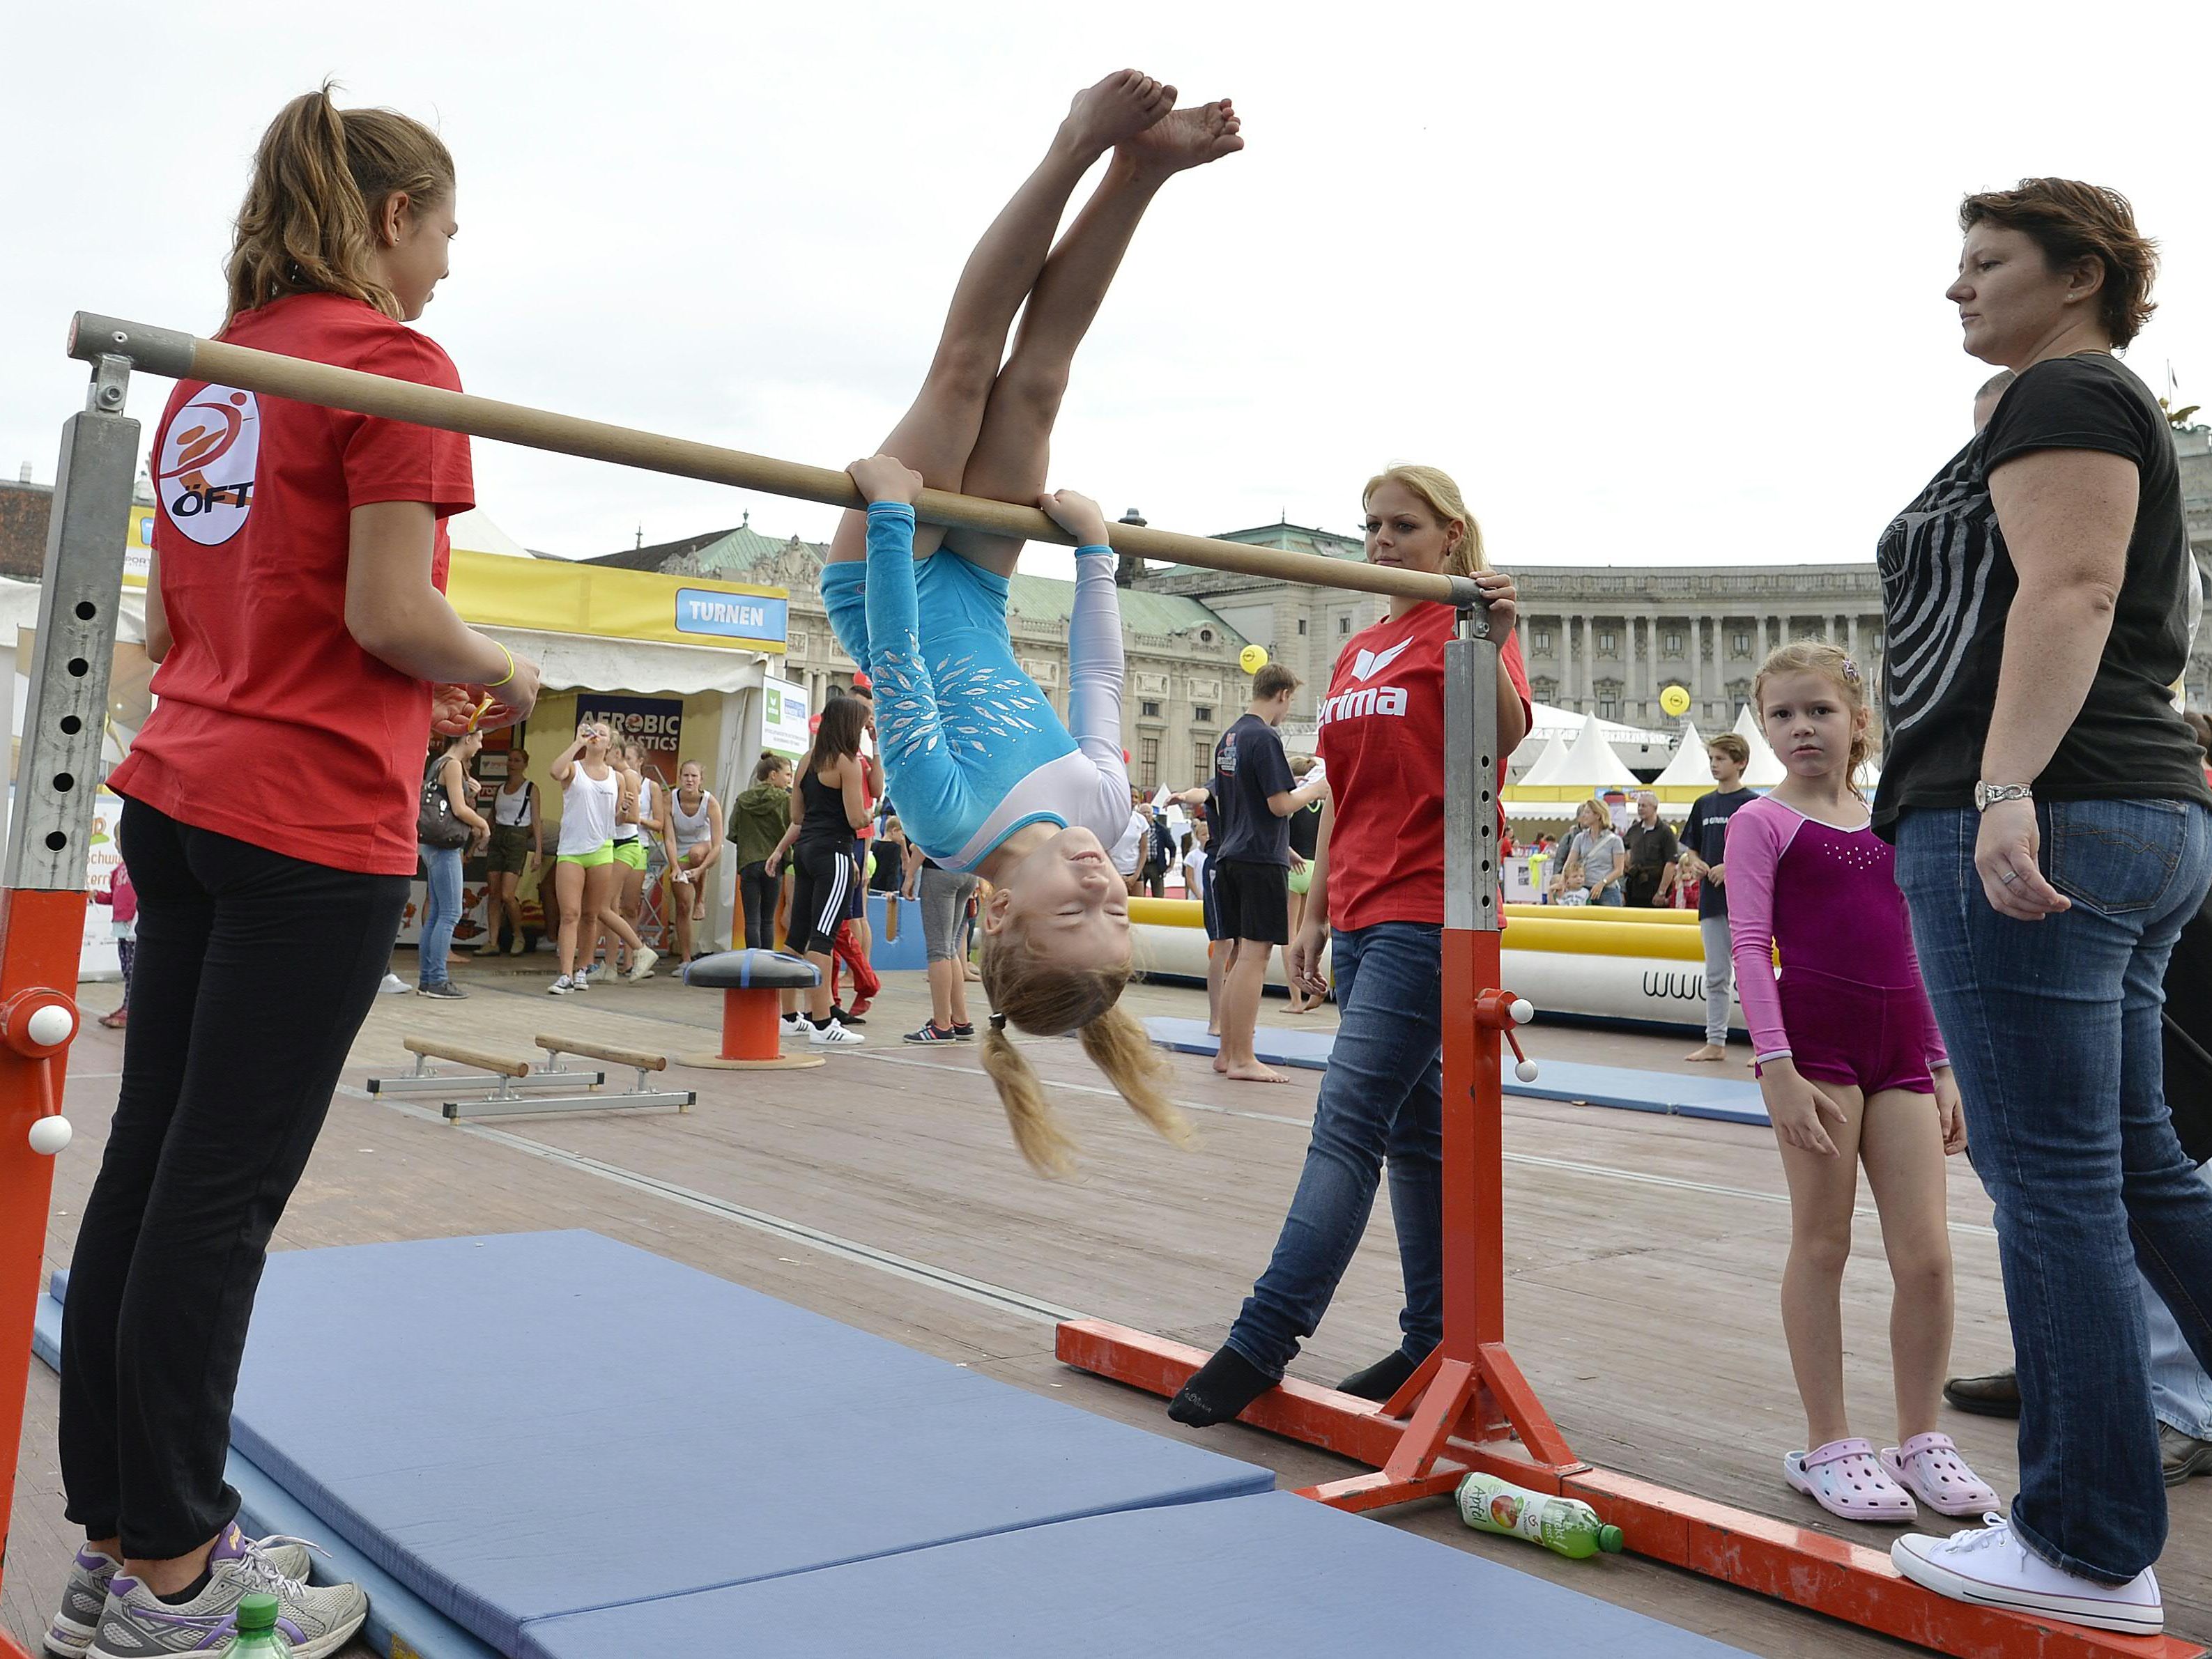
2163, 1422, 2212, 1486
1942, 1368, 2021, 1418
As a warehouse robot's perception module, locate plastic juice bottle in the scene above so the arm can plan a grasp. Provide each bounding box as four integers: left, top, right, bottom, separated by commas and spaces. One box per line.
1456, 1473, 1625, 1560
224, 1592, 292, 1656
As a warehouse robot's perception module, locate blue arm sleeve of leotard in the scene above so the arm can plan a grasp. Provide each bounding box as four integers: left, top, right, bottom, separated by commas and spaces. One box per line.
1066, 546, 1129, 785
862, 504, 964, 827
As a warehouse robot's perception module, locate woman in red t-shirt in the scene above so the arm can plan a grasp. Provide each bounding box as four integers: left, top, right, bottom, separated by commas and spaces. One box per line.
48, 88, 541, 1653
1170, 464, 1529, 1429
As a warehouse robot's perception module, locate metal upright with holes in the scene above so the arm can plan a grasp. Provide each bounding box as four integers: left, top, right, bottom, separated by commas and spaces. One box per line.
0, 345, 137, 1659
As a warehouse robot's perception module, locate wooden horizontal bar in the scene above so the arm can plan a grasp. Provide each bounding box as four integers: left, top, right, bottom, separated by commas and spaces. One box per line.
67, 311, 1481, 605
400, 1036, 535, 1079
537, 1033, 668, 1072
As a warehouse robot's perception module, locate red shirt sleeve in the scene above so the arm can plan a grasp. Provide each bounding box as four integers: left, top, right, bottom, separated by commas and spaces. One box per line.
336, 329, 475, 518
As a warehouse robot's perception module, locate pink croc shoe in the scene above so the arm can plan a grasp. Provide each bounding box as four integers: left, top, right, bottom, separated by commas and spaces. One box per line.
1785, 1437, 1919, 1522
1882, 1432, 1999, 1517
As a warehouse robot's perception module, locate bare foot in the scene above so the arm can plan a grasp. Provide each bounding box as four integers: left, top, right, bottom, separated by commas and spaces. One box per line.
1213, 1051, 1229, 1074
1223, 1060, 1291, 1084
1683, 1044, 1726, 1063
1063, 70, 1175, 161
1116, 99, 1243, 177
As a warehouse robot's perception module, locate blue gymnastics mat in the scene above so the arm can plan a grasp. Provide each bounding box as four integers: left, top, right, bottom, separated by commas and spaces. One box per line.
35, 1276, 500, 1659
42, 1233, 1270, 1658
1143, 1017, 1770, 1127
525, 1490, 1749, 1659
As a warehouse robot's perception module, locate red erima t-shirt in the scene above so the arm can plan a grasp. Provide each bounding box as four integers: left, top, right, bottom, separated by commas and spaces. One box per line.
1315, 601, 1531, 931
112, 293, 474, 876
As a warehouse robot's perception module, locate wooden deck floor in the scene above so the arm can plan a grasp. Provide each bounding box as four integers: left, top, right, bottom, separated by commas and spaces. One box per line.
8, 951, 2208, 1657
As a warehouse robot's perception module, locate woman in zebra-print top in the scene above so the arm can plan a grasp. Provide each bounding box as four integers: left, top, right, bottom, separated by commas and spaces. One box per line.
1878, 177, 2212, 1640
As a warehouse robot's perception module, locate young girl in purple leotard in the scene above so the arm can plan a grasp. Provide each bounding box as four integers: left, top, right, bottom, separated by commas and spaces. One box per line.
1726, 641, 1997, 1527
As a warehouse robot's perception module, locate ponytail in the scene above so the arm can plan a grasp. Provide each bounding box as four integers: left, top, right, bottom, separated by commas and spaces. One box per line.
977, 931, 1192, 1177
225, 84, 454, 324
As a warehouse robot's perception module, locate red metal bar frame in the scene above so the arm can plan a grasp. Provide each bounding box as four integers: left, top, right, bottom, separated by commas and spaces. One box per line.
1, 893, 90, 1659
1059, 923, 2206, 1659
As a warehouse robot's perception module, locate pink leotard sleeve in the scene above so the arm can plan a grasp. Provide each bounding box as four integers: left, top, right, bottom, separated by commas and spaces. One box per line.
1896, 903, 1951, 1072
1723, 799, 1796, 1063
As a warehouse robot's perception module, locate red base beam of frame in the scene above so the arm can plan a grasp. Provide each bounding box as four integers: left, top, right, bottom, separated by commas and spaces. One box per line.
0, 890, 93, 1659
1059, 923, 2206, 1659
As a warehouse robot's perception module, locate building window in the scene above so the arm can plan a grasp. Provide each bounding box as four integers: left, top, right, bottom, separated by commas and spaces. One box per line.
1139, 700, 1162, 719
1663, 629, 1684, 657
1139, 737, 1160, 790
1296, 619, 1307, 635
1195, 739, 1214, 781
1727, 678, 1752, 705
1530, 676, 1558, 703
1730, 630, 1751, 656
1596, 678, 1622, 722
1597, 629, 1618, 654
1338, 615, 1352, 636
1192, 705, 1213, 725
1532, 627, 1553, 653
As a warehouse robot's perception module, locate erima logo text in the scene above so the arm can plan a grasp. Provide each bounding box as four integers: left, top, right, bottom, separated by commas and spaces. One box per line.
1317, 684, 1409, 725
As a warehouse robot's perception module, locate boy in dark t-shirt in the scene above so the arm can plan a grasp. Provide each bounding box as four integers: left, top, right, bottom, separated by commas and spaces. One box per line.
1211, 663, 1328, 1083
1678, 733, 1757, 1062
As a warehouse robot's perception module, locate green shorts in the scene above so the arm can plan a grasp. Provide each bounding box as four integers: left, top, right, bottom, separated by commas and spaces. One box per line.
564, 840, 615, 869
613, 838, 648, 872
487, 822, 532, 875
1288, 863, 1312, 896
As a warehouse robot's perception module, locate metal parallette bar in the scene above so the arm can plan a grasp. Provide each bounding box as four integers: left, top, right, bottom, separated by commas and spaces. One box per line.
441, 1090, 695, 1122
367, 1068, 607, 1098
3, 362, 137, 891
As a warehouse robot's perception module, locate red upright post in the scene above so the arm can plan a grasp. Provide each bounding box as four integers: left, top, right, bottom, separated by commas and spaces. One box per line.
0, 348, 138, 1655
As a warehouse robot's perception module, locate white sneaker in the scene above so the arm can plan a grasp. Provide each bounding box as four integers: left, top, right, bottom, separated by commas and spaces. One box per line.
376, 973, 409, 996
1892, 1513, 2161, 1637
624, 946, 659, 983
808, 1018, 864, 1047
548, 975, 576, 996
781, 1013, 806, 1035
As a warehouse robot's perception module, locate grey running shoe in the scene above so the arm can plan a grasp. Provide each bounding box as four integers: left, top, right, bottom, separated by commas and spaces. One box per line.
416, 982, 468, 999
88, 1525, 365, 1659
2163, 1421, 2212, 1486
45, 1538, 315, 1659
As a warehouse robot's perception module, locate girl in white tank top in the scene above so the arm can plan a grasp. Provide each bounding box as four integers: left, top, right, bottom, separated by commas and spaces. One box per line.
547, 721, 650, 992
666, 759, 725, 961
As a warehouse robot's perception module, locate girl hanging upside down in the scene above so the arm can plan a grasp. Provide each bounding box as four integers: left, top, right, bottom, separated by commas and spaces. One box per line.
822, 68, 1243, 1173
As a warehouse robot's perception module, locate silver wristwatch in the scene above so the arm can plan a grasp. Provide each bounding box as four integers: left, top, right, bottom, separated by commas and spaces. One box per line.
1973, 782, 2034, 811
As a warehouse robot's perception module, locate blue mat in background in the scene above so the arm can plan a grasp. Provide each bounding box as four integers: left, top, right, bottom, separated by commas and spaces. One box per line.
1142, 1017, 1770, 1127
525, 1490, 1749, 1659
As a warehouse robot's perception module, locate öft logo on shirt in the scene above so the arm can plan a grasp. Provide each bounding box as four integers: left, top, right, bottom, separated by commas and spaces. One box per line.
155, 386, 260, 546
1316, 684, 1409, 727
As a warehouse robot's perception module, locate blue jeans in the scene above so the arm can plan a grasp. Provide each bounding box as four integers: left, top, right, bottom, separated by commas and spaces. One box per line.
2146, 1161, 2212, 1442
418, 843, 463, 989
1897, 801, 2212, 1583
1225, 921, 1445, 1378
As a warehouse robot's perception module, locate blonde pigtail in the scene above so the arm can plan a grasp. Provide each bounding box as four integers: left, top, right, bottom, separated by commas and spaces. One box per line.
978, 1024, 1080, 1179
1077, 1006, 1193, 1152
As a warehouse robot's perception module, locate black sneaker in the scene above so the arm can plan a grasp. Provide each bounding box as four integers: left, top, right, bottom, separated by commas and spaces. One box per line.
903, 1022, 955, 1044
831, 1005, 866, 1027
417, 982, 469, 999
950, 1022, 976, 1040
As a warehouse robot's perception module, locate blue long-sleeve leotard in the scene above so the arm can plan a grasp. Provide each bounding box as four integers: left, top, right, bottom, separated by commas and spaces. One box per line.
817, 504, 1130, 872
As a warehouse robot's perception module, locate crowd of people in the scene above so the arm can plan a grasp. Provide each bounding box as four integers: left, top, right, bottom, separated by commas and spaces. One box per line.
36, 72, 2212, 1659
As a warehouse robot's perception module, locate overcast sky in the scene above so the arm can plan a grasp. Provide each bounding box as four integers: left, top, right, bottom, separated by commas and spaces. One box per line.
5, 1, 2208, 582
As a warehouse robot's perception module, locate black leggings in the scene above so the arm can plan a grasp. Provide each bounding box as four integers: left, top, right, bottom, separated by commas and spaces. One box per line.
787, 840, 852, 957
59, 800, 408, 1557
739, 860, 779, 950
